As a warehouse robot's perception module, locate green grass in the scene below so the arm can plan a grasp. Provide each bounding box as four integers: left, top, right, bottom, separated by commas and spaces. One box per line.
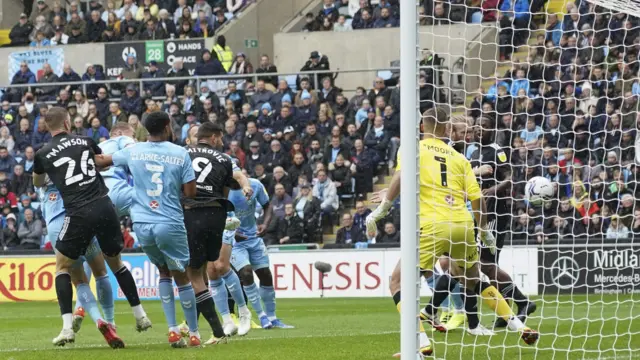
1, 296, 640, 360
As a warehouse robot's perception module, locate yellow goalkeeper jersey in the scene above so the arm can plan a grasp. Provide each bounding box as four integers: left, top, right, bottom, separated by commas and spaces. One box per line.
396, 138, 481, 226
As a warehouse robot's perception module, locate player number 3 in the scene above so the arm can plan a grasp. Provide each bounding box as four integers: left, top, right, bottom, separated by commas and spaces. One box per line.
52, 150, 96, 185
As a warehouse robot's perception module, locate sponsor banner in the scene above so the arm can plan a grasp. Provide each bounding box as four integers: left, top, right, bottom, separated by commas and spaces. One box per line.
115, 246, 538, 300
538, 245, 640, 294
8, 48, 65, 81
0, 257, 92, 302
104, 39, 205, 77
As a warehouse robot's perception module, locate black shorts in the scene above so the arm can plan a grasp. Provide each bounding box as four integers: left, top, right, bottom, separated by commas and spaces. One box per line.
55, 196, 124, 260
480, 215, 507, 265
184, 206, 227, 269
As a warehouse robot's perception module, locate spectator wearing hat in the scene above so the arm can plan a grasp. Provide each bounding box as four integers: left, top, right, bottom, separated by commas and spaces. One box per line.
295, 78, 319, 106
9, 14, 33, 47
245, 140, 264, 174
121, 83, 143, 117
141, 61, 166, 97
195, 49, 225, 76
101, 25, 120, 42
229, 53, 254, 81
17, 208, 42, 250
270, 80, 295, 111
18, 194, 36, 222
2, 213, 19, 250
121, 12, 139, 40
213, 35, 234, 72
296, 90, 318, 127
31, 0, 52, 23
300, 51, 331, 89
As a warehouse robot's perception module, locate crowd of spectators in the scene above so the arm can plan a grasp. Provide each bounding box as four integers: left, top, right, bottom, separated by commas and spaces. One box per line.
9, 0, 249, 47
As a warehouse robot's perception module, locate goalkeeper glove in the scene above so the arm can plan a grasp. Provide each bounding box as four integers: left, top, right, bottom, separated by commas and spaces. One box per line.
366, 198, 393, 237
478, 227, 496, 255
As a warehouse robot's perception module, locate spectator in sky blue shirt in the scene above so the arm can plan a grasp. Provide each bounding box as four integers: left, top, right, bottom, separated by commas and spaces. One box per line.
485, 78, 510, 102
520, 117, 543, 147
510, 69, 530, 97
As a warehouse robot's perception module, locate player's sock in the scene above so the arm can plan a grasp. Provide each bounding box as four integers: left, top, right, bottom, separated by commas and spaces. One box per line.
195, 290, 225, 338
259, 285, 277, 321
499, 281, 529, 309
95, 275, 115, 325
55, 272, 74, 330
450, 282, 465, 312
426, 275, 450, 309
178, 284, 199, 334
159, 278, 178, 329
393, 291, 430, 348
243, 283, 265, 317
221, 269, 247, 308
210, 279, 232, 322
475, 281, 524, 330
74, 263, 94, 311
458, 287, 480, 329
423, 273, 457, 317
227, 286, 236, 315
114, 265, 145, 318
76, 283, 103, 324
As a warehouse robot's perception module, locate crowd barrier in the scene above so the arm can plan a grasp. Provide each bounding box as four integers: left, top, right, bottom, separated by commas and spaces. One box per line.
2, 242, 638, 302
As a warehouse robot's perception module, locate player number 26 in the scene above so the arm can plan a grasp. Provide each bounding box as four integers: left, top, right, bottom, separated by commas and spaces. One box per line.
52, 150, 96, 185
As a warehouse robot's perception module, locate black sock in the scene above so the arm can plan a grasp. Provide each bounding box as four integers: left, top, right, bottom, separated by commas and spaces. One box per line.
55, 272, 73, 315
227, 285, 236, 315
499, 281, 529, 309
459, 287, 480, 329
473, 280, 491, 295
114, 266, 141, 307
424, 274, 458, 317
392, 291, 401, 306
196, 290, 225, 338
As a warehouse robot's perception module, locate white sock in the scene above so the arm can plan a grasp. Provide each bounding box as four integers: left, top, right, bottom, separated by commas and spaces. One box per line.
419, 332, 431, 347
222, 314, 233, 324
62, 313, 73, 330
507, 316, 525, 331
190, 330, 200, 339
268, 316, 277, 321
132, 304, 146, 319
239, 306, 251, 316
258, 311, 267, 318
169, 326, 179, 333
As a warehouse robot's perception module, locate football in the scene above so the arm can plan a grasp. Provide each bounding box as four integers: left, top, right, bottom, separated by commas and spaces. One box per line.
525, 176, 555, 205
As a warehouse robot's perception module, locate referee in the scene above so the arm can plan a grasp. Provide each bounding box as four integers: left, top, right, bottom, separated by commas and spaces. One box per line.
182, 122, 253, 343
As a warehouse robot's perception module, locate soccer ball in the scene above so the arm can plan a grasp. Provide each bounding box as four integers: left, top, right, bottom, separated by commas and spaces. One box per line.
524, 176, 554, 205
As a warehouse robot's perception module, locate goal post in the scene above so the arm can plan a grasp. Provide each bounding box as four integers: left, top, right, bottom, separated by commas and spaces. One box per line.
399, 0, 421, 359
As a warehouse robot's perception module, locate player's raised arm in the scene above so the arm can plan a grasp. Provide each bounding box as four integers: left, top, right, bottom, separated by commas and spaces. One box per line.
94, 154, 114, 168
464, 159, 495, 254
32, 153, 46, 187
366, 170, 401, 237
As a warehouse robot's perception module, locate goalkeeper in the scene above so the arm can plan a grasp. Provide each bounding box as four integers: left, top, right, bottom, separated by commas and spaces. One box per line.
366, 108, 538, 357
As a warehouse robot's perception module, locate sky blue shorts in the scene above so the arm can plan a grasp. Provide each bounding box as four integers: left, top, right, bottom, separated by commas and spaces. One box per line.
104, 176, 133, 217
231, 237, 270, 271
133, 223, 190, 272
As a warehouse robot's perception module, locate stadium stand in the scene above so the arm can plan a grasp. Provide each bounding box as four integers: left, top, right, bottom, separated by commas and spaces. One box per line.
1, 0, 639, 254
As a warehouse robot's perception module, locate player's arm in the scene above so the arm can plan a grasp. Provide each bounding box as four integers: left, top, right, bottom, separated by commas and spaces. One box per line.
94, 154, 114, 168
182, 151, 197, 198
32, 154, 45, 188
464, 160, 495, 254
233, 169, 253, 199
366, 170, 401, 236
256, 183, 272, 236
483, 146, 511, 196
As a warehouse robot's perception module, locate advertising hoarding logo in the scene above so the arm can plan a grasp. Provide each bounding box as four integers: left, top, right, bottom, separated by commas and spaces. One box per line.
549, 256, 580, 289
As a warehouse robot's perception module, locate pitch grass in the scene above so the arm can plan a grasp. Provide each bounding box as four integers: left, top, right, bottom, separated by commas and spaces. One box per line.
1, 295, 640, 360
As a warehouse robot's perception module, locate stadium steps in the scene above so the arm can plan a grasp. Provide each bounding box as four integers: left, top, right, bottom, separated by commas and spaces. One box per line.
0, 30, 10, 46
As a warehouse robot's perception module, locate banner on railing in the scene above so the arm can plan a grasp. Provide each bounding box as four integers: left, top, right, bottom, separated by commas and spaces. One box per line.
104, 39, 205, 77
539, 245, 640, 294
0, 247, 539, 301
0, 256, 90, 302
8, 48, 65, 81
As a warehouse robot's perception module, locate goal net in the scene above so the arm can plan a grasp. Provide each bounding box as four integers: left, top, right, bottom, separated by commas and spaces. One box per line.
399, 0, 640, 358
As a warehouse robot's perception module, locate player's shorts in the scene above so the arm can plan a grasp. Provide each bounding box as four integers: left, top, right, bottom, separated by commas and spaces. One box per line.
419, 221, 478, 271
231, 237, 270, 271
48, 214, 101, 268
104, 176, 133, 217
480, 215, 508, 265
184, 206, 226, 269
134, 222, 190, 271
55, 196, 124, 261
